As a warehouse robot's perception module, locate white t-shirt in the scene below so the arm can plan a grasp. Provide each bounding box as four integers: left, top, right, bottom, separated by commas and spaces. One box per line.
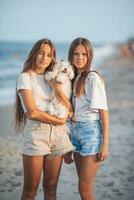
17, 72, 52, 112
72, 72, 108, 121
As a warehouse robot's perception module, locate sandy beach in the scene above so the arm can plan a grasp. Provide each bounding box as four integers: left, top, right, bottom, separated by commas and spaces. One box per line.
0, 45, 134, 200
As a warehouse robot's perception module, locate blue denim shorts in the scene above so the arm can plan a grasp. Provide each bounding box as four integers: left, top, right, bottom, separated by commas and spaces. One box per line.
70, 120, 103, 156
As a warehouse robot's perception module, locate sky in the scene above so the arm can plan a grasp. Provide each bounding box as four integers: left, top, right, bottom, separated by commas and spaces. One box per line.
0, 0, 134, 43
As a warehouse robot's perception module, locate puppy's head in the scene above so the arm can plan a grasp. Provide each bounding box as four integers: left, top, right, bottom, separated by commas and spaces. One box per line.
53, 60, 74, 80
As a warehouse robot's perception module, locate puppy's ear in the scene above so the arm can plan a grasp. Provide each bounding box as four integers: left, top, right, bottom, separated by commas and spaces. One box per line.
52, 63, 60, 75
68, 65, 75, 80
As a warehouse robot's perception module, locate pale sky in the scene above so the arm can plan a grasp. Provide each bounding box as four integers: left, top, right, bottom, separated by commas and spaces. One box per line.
0, 0, 134, 43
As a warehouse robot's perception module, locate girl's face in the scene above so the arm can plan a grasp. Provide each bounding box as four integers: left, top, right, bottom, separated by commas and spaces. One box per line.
36, 44, 52, 74
72, 44, 88, 71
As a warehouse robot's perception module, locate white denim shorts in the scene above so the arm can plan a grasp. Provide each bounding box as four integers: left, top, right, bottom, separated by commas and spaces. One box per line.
21, 120, 75, 159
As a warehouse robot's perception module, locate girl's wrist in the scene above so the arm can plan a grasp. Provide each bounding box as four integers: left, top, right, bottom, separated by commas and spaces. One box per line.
102, 142, 109, 148
102, 139, 109, 145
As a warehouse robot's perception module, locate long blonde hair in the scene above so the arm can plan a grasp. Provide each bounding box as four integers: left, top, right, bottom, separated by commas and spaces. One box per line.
15, 38, 56, 131
68, 37, 93, 97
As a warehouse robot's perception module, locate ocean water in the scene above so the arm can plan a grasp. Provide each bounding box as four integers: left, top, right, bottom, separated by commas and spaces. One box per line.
0, 41, 116, 106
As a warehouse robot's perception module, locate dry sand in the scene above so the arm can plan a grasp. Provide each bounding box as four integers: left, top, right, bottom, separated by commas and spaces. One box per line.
0, 45, 134, 200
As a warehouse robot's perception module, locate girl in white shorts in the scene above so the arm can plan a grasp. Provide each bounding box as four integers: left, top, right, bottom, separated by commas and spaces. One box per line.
15, 38, 74, 200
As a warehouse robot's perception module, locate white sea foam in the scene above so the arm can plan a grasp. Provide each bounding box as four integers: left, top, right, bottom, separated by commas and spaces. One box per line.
93, 44, 117, 67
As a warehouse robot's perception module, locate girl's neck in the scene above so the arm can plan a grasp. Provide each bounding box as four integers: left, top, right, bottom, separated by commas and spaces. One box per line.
35, 69, 46, 75
77, 69, 82, 75
28, 69, 45, 75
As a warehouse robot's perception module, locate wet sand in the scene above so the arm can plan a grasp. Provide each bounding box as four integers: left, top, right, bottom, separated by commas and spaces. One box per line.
0, 45, 134, 199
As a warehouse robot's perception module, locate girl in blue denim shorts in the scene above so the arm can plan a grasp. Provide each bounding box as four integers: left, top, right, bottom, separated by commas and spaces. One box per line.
64, 38, 109, 200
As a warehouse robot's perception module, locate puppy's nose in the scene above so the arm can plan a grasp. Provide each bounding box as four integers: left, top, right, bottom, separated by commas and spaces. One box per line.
63, 68, 67, 72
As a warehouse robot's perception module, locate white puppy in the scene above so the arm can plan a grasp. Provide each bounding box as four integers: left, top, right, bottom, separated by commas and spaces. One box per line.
44, 60, 74, 118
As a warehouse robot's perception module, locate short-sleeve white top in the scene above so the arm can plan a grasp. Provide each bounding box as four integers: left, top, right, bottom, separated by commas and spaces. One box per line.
17, 72, 52, 112
72, 72, 108, 121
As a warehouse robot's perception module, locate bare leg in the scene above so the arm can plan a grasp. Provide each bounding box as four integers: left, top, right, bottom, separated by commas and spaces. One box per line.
73, 152, 81, 176
43, 156, 63, 200
74, 153, 100, 200
21, 155, 44, 200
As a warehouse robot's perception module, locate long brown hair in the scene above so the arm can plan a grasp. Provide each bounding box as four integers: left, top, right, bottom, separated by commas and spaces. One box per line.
68, 37, 93, 97
15, 38, 56, 131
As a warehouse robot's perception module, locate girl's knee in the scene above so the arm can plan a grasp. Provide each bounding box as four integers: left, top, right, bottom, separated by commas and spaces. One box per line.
22, 186, 37, 199
43, 183, 57, 196
79, 181, 93, 199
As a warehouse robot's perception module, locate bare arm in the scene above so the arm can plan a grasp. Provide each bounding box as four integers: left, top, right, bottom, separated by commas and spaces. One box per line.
99, 109, 109, 161
19, 89, 68, 125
